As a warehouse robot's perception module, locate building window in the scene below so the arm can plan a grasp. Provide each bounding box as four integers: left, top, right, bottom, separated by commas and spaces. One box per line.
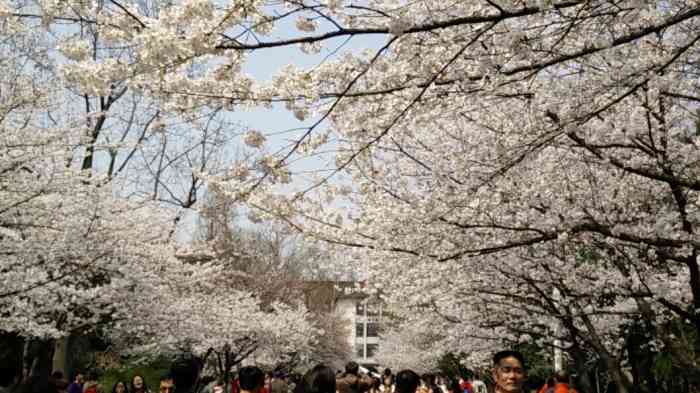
356, 346, 365, 358
355, 323, 364, 338
366, 344, 378, 357
366, 322, 380, 337
356, 303, 365, 315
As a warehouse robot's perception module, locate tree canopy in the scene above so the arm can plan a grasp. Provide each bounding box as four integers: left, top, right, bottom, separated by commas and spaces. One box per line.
1, 1, 699, 391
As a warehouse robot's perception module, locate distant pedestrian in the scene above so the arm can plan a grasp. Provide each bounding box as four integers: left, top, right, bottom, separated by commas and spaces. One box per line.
299, 365, 336, 393
394, 370, 420, 393
231, 377, 239, 393
457, 378, 471, 393
67, 373, 84, 393
380, 370, 393, 393
368, 377, 382, 393
111, 381, 128, 393
262, 374, 271, 393
539, 377, 554, 393
239, 366, 265, 393
83, 371, 102, 393
287, 374, 301, 393
446, 380, 461, 393
435, 376, 446, 393
469, 377, 485, 393
420, 374, 438, 393
49, 371, 69, 393
131, 375, 150, 393
213, 381, 225, 393
158, 373, 175, 393
336, 362, 372, 393
550, 372, 577, 393
271, 373, 288, 393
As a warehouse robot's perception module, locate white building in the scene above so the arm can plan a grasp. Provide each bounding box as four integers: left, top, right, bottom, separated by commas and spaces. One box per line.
303, 281, 384, 366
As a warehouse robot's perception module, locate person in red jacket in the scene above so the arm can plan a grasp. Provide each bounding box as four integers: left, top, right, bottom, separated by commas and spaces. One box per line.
231, 378, 239, 393
458, 378, 472, 393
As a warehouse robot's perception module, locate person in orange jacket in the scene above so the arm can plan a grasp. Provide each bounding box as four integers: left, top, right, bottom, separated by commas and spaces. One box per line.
537, 377, 554, 393
551, 371, 577, 393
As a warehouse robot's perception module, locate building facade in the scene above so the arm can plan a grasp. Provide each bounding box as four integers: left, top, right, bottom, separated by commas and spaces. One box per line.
303, 281, 384, 366
335, 296, 383, 365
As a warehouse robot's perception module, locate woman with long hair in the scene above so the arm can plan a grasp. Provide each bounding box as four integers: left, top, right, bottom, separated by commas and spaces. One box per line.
130, 375, 150, 393
111, 381, 129, 393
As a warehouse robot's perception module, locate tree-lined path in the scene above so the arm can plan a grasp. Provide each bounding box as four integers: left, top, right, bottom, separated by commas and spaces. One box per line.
1, 1, 699, 392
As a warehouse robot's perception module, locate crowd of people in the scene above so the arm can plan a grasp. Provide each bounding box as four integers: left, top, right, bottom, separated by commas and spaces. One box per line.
9, 350, 578, 393
9, 371, 162, 393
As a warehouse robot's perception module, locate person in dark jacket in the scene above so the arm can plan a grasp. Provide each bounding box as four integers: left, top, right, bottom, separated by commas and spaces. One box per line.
130, 375, 150, 393
394, 371, 420, 393
239, 367, 265, 393
299, 365, 335, 393
67, 373, 84, 393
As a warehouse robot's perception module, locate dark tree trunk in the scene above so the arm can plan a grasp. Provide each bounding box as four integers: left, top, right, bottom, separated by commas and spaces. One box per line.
570, 346, 595, 393
0, 333, 23, 387
22, 338, 52, 393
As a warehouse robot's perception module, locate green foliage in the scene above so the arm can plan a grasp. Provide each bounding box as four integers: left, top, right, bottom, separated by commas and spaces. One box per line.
574, 247, 602, 266
512, 343, 553, 391
436, 352, 472, 381
652, 318, 700, 390
652, 352, 674, 379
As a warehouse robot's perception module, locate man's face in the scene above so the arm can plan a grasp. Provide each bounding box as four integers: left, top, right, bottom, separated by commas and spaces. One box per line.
492, 356, 526, 393
159, 379, 175, 393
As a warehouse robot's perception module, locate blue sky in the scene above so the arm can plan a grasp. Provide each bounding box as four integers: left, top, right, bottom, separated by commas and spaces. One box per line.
235, 13, 384, 162
179, 13, 384, 241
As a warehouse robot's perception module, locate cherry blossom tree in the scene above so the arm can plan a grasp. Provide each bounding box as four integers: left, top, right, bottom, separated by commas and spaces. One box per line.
0, 0, 231, 335
107, 255, 319, 385
212, 2, 694, 390
373, 313, 461, 374
3, 0, 700, 391
0, 1, 234, 388
188, 188, 352, 374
